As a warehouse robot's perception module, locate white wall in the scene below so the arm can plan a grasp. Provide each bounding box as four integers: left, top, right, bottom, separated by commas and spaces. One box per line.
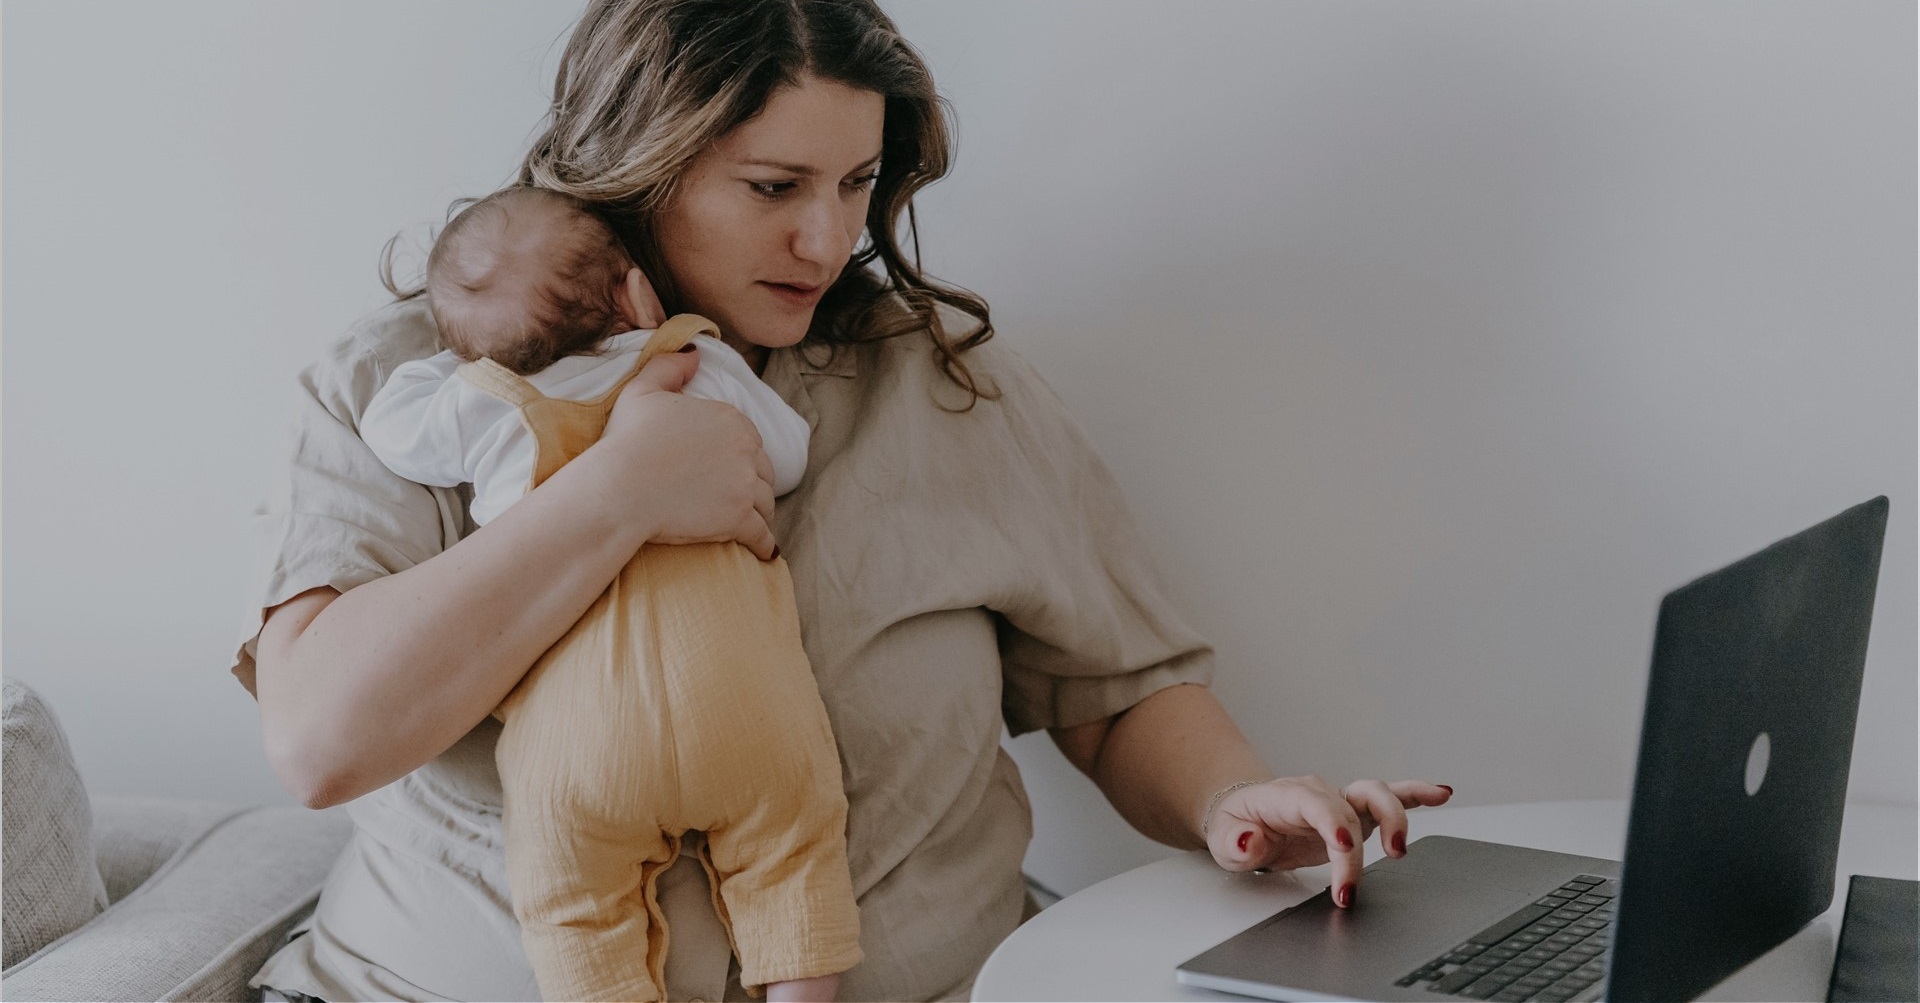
5, 1, 1913, 901
3, 0, 587, 805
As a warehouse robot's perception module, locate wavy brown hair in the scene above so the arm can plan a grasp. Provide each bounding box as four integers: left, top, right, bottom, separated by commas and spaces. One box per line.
520, 0, 997, 405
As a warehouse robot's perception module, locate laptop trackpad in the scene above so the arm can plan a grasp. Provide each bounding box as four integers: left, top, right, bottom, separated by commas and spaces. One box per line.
1240, 870, 1512, 977
1178, 841, 1580, 999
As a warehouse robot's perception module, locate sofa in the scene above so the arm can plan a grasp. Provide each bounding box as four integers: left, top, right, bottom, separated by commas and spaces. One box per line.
1, 678, 353, 1002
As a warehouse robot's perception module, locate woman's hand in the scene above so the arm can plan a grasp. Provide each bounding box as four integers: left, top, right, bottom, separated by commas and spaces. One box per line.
1204, 776, 1453, 908
592, 349, 779, 559
1050, 688, 1448, 911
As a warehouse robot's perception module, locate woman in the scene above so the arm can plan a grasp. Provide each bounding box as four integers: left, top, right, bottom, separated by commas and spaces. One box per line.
238, 1, 1450, 999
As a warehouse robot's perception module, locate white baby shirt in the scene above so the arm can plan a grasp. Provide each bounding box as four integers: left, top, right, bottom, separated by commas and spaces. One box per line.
360, 329, 810, 525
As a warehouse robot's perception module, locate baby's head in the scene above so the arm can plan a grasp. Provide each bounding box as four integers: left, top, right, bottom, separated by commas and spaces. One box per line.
426, 186, 637, 375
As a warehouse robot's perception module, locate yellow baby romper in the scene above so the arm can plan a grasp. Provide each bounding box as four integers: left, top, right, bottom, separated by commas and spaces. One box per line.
468, 315, 863, 1002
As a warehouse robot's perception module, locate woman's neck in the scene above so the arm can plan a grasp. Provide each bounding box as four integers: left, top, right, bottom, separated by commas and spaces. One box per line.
723, 334, 770, 376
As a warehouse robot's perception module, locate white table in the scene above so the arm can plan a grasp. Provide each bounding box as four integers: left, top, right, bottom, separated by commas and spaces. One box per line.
973, 800, 1916, 1002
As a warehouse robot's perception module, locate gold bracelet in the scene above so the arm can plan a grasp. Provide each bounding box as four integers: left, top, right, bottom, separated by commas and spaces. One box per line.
1200, 779, 1269, 839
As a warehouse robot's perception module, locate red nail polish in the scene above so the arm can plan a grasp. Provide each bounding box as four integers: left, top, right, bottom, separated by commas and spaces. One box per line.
1438, 785, 1454, 796
1336, 828, 1354, 851
1338, 883, 1355, 907
1392, 831, 1406, 855
676, 342, 699, 353
1237, 831, 1251, 853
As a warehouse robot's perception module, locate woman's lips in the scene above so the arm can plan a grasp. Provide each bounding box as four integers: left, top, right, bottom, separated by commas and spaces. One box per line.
761, 281, 826, 308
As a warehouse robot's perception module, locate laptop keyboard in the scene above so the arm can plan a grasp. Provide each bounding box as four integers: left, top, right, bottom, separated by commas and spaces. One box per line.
1395, 874, 1616, 1002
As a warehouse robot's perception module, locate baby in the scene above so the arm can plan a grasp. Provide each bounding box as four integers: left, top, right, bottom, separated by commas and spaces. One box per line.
360, 186, 861, 1003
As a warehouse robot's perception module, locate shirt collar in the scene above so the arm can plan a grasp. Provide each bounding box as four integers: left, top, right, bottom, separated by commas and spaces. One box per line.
785, 340, 860, 379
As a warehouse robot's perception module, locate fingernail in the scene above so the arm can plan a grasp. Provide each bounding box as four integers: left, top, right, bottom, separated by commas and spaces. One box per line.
676, 343, 698, 353
1392, 831, 1406, 855
1336, 828, 1354, 851
1237, 831, 1251, 854
1438, 785, 1454, 796
1337, 883, 1355, 908
771, 546, 782, 560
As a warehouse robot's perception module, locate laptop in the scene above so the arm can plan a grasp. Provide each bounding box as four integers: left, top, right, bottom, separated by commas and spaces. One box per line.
1175, 496, 1889, 1003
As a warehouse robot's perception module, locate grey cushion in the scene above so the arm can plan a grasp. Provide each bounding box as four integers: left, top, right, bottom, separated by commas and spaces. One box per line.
1, 678, 109, 968
92, 796, 253, 905
1, 802, 353, 1002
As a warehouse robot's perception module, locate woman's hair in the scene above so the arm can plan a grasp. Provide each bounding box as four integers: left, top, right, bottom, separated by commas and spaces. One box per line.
519, 0, 998, 405
426, 186, 631, 376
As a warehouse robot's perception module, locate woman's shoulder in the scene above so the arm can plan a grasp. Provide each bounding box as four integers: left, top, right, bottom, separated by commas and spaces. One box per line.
838, 302, 1117, 496
300, 296, 444, 419
818, 302, 1102, 468
851, 299, 1049, 403
339, 295, 442, 372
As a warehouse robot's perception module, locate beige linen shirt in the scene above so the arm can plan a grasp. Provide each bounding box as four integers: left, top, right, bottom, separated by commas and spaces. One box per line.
234, 296, 1213, 1002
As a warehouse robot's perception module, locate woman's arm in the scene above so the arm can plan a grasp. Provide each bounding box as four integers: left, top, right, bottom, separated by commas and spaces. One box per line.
1049, 683, 1271, 850
1051, 682, 1450, 907
256, 353, 777, 808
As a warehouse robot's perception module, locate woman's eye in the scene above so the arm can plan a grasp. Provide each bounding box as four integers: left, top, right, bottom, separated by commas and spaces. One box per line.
748, 172, 877, 201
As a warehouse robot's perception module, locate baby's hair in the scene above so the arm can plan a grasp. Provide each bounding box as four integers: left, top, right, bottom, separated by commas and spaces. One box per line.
426, 186, 634, 375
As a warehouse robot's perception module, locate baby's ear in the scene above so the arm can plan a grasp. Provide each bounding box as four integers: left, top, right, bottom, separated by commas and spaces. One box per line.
616, 267, 666, 330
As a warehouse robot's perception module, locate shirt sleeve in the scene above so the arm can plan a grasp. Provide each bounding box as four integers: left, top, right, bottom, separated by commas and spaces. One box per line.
971, 344, 1216, 736
358, 351, 484, 489
685, 336, 811, 496
231, 298, 469, 697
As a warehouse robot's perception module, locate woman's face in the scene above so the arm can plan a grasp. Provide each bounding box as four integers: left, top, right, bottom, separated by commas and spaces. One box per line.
653, 74, 886, 363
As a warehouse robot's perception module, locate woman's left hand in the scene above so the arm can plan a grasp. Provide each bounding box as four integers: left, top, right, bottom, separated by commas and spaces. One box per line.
1204, 776, 1453, 908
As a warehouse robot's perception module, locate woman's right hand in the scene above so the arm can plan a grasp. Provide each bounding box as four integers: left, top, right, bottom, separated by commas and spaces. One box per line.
594, 349, 779, 559
1206, 776, 1453, 907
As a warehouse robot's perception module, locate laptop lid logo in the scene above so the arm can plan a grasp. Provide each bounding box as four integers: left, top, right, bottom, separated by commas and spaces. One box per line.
1745, 732, 1770, 796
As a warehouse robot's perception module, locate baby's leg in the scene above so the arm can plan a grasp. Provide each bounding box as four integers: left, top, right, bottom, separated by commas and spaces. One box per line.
498, 749, 681, 999
496, 604, 685, 1002
693, 703, 863, 997
663, 542, 865, 996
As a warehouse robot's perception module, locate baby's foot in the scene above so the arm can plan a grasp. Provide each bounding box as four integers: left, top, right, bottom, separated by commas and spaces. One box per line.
764, 973, 838, 1002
